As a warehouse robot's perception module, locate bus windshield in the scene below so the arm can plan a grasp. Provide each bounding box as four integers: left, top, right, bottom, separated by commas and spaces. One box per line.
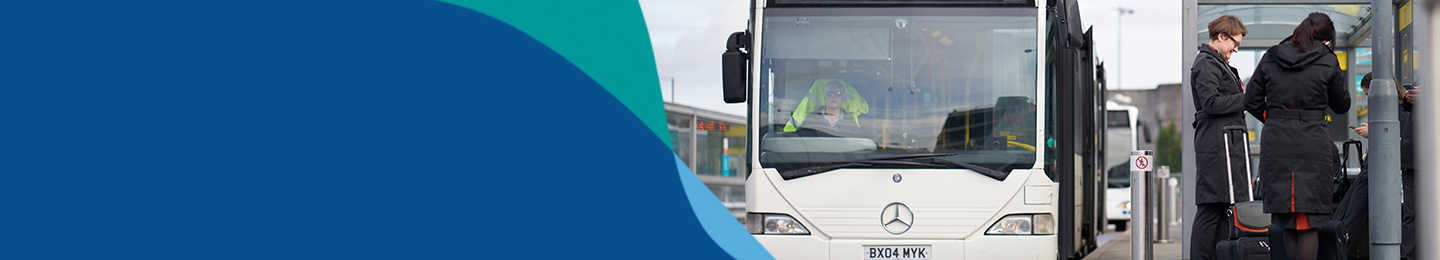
1105, 109, 1134, 188
756, 8, 1038, 177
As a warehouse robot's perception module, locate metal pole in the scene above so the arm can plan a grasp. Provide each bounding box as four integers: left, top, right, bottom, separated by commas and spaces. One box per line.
1116, 7, 1133, 90
1369, 0, 1403, 259
1415, 1, 1439, 259
1170, 176, 1180, 227
1180, 0, 1199, 257
690, 113, 699, 173
1157, 166, 1174, 244
1132, 150, 1155, 259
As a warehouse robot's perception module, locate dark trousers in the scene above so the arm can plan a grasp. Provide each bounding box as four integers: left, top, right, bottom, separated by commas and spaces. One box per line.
1402, 169, 1416, 260
1337, 167, 1371, 259
1338, 166, 1416, 259
1191, 202, 1231, 260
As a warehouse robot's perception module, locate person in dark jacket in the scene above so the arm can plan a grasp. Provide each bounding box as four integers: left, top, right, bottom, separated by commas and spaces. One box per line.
1243, 12, 1351, 260
1339, 73, 1420, 259
1188, 14, 1248, 260
1398, 82, 1418, 259
1336, 72, 1379, 259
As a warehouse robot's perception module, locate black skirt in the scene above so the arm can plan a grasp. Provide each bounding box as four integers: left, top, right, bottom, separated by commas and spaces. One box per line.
1272, 212, 1331, 230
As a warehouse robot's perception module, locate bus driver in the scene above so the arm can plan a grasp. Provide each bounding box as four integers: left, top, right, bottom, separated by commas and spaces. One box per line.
783, 79, 871, 138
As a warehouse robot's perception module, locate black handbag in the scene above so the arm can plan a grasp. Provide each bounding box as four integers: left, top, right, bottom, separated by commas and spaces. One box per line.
1332, 140, 1362, 203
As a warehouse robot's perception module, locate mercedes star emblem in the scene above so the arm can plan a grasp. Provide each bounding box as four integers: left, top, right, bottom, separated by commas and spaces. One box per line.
881, 202, 914, 234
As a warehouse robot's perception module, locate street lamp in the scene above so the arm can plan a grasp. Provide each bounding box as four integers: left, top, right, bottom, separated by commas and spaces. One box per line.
660, 76, 676, 102
1116, 7, 1134, 90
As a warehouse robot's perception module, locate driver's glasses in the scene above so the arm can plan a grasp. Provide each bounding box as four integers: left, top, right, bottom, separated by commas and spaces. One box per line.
826, 91, 844, 97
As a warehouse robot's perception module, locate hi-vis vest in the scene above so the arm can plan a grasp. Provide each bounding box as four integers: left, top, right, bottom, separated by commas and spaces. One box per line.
783, 79, 869, 132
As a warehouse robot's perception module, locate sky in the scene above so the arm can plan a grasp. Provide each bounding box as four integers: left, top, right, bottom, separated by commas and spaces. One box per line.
640, 0, 1187, 117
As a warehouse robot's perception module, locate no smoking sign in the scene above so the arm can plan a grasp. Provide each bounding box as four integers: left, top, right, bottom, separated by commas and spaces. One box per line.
1130, 154, 1153, 172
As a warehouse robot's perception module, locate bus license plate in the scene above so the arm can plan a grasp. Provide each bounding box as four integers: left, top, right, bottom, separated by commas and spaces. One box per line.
864, 245, 931, 259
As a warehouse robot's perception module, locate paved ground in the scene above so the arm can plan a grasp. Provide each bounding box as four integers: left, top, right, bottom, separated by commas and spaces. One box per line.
1083, 223, 1185, 260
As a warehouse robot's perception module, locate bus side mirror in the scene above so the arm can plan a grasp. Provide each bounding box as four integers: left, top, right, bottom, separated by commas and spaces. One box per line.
722, 31, 749, 104
1096, 62, 1106, 89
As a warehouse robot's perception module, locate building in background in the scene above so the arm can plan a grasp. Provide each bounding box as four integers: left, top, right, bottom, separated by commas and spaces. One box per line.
1109, 84, 1195, 177
1109, 84, 1182, 154
665, 102, 747, 222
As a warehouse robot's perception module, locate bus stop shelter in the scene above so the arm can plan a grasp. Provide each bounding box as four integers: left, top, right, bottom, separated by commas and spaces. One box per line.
1179, 0, 1429, 259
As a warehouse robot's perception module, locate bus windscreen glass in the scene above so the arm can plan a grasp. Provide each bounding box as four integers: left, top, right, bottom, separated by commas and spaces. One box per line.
756, 8, 1038, 177
768, 0, 1031, 6
1104, 110, 1133, 188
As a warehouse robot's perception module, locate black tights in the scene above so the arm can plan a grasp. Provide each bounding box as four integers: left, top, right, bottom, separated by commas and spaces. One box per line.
1283, 229, 1318, 260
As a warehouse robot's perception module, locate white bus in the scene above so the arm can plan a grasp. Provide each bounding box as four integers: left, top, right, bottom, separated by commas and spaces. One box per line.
719, 1, 1107, 259
1103, 102, 1140, 231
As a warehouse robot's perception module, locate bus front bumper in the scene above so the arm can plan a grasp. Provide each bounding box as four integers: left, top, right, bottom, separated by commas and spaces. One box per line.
752, 234, 1057, 260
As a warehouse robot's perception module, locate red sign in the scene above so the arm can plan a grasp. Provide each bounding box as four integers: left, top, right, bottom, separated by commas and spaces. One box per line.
697, 121, 729, 131
1135, 156, 1150, 170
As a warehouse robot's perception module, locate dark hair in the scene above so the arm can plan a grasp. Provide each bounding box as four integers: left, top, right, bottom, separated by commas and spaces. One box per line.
1362, 72, 1406, 97
1290, 12, 1336, 52
1208, 15, 1248, 40
1362, 72, 1372, 90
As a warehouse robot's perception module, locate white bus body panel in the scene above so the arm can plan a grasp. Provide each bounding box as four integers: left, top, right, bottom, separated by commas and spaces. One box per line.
1105, 187, 1131, 221
1103, 105, 1140, 222
747, 168, 1058, 259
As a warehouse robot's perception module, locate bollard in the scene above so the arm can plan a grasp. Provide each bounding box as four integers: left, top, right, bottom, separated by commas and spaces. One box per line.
1169, 177, 1181, 227
1155, 166, 1174, 244
1131, 150, 1154, 259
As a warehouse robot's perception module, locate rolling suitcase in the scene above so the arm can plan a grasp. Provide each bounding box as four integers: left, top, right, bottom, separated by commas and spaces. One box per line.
1318, 220, 1350, 260
1217, 236, 1272, 260
1333, 140, 1370, 259
1317, 140, 1361, 260
1222, 125, 1265, 237
1333, 140, 1361, 203
1231, 200, 1270, 237
1216, 125, 1271, 260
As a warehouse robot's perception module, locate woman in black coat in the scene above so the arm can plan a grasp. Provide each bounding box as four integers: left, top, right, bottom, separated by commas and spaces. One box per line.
1243, 12, 1351, 260
1188, 14, 1249, 260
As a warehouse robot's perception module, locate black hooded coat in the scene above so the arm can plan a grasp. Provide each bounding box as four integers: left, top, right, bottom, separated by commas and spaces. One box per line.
1191, 44, 1252, 205
1243, 40, 1351, 214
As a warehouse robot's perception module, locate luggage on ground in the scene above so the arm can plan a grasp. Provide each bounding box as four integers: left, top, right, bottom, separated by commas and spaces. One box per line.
1217, 125, 1271, 260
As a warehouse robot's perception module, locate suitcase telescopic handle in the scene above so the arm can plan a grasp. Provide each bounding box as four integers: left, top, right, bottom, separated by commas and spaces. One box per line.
1342, 139, 1363, 167
1220, 125, 1254, 203
1340, 139, 1363, 179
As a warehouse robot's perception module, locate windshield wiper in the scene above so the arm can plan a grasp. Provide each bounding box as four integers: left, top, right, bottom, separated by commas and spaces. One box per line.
779, 153, 955, 179
778, 153, 1010, 181
932, 157, 1008, 181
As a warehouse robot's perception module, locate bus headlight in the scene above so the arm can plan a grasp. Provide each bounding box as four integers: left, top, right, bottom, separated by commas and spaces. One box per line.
1032, 214, 1055, 234
985, 214, 1055, 235
746, 213, 810, 235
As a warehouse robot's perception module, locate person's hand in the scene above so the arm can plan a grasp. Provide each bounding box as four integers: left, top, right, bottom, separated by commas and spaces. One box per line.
1355, 123, 1369, 138
1405, 87, 1420, 104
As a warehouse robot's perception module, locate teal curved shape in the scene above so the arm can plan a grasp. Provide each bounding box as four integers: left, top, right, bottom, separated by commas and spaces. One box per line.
438, 1, 669, 147
445, 2, 774, 259
675, 155, 776, 260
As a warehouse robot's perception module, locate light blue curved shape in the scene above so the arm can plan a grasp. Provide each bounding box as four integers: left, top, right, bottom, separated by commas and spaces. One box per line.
675, 155, 776, 260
